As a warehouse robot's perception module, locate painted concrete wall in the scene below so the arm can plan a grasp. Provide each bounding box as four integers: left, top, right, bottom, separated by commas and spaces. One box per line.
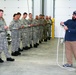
0, 0, 32, 25
44, 0, 53, 17
33, 0, 42, 18
0, 0, 76, 37
44, 0, 76, 37
55, 0, 76, 37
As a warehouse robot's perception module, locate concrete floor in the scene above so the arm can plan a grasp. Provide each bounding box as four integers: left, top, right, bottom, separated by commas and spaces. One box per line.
0, 39, 76, 75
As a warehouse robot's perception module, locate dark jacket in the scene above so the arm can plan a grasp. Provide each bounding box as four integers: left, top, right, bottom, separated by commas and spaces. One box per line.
64, 19, 76, 41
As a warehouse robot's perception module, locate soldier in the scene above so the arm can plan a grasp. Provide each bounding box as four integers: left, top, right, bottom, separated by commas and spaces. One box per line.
21, 12, 30, 50
0, 9, 14, 63
46, 16, 52, 40
32, 15, 39, 48
28, 13, 39, 48
34, 15, 40, 45
38, 14, 43, 43
9, 14, 22, 56
27, 13, 34, 48
16, 12, 23, 51
48, 16, 52, 39
42, 15, 47, 42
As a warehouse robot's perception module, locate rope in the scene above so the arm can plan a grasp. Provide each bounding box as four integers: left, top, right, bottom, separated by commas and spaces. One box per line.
56, 25, 76, 71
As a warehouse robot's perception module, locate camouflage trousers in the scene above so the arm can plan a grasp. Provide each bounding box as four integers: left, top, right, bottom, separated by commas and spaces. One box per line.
32, 27, 38, 44
43, 26, 47, 40
18, 29, 22, 48
22, 28, 29, 47
0, 32, 11, 58
28, 27, 33, 45
36, 26, 40, 43
47, 25, 51, 37
11, 30, 19, 52
39, 26, 43, 41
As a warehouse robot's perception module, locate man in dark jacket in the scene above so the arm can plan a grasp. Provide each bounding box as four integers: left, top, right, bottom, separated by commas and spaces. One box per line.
60, 11, 76, 67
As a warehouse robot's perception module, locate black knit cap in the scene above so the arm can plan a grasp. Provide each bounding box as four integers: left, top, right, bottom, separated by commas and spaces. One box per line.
0, 9, 4, 12
73, 11, 76, 15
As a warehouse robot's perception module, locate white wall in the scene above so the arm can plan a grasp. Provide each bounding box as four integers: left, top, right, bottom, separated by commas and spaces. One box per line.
1, 0, 76, 37
33, 0, 53, 18
55, 0, 76, 37
0, 0, 32, 25
44, 0, 76, 37
33, 0, 41, 18
44, 0, 53, 17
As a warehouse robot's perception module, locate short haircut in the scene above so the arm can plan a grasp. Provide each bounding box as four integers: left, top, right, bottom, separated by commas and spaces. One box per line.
0, 9, 4, 12
42, 14, 44, 16
29, 13, 32, 15
39, 14, 42, 16
23, 12, 27, 15
17, 12, 21, 15
13, 13, 17, 17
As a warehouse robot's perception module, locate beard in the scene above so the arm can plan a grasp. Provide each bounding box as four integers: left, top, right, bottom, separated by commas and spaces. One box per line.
72, 17, 76, 20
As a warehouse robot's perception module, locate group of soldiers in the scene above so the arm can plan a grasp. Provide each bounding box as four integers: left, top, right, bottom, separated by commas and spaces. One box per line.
0, 9, 52, 63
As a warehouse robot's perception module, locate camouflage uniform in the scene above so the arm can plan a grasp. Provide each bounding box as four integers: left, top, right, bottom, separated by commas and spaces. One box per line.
18, 19, 23, 50
0, 18, 11, 58
27, 19, 33, 47
32, 19, 38, 47
48, 19, 52, 39
38, 18, 43, 43
9, 19, 21, 54
21, 18, 30, 49
42, 19, 47, 41
34, 19, 40, 44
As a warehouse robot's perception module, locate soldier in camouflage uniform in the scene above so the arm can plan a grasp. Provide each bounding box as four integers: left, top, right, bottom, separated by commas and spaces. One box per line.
21, 12, 30, 50
27, 13, 34, 48
16, 12, 23, 51
0, 9, 14, 63
38, 14, 43, 43
48, 16, 52, 39
32, 16, 39, 48
46, 16, 52, 40
42, 15, 47, 42
9, 14, 22, 56
34, 15, 40, 45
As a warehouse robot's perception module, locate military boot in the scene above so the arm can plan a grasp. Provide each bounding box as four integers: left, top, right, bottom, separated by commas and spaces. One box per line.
0, 58, 4, 63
